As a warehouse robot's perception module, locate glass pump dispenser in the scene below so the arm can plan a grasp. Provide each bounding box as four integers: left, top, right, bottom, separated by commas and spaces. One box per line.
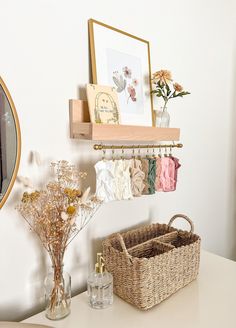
87, 253, 113, 309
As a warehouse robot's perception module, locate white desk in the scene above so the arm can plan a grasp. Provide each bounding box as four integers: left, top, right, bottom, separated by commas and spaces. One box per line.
23, 251, 236, 328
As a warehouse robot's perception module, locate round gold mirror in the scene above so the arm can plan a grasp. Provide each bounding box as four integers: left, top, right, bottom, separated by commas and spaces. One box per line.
0, 77, 21, 208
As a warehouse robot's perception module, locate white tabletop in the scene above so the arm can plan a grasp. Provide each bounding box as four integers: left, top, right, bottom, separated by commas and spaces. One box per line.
23, 251, 236, 328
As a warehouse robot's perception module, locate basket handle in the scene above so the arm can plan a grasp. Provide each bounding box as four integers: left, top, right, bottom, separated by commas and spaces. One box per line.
116, 233, 133, 261
168, 214, 194, 233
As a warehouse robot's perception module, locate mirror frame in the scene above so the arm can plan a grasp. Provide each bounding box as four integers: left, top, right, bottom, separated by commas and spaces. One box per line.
0, 76, 21, 209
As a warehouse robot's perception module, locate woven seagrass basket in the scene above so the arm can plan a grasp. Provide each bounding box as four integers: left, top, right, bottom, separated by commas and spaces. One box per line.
103, 214, 201, 310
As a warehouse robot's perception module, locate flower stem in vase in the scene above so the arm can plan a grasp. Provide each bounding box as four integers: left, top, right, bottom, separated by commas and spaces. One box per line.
156, 103, 170, 128
16, 161, 103, 321
151, 69, 191, 127
45, 263, 71, 320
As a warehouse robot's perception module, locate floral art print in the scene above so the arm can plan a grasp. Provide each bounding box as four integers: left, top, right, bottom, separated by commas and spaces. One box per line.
106, 49, 145, 117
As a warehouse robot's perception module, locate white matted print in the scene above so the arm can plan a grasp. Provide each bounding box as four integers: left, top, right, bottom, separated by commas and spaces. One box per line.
86, 84, 120, 124
89, 19, 153, 126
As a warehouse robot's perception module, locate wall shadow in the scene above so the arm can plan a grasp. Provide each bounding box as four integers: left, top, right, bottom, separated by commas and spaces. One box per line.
227, 46, 236, 260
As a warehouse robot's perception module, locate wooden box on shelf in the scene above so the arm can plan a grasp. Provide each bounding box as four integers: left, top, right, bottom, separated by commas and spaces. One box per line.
69, 99, 180, 142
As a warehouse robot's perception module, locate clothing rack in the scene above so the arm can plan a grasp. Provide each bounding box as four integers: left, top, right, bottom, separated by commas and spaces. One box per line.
93, 143, 183, 150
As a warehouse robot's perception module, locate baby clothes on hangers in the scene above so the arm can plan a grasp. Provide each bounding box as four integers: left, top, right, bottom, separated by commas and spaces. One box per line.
147, 158, 156, 194
141, 158, 150, 194
130, 158, 145, 197
94, 160, 116, 202
155, 157, 163, 191
113, 159, 133, 200
94, 148, 181, 201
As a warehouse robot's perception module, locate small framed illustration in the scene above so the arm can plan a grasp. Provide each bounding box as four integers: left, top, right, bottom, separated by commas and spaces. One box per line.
88, 19, 154, 127
86, 84, 120, 124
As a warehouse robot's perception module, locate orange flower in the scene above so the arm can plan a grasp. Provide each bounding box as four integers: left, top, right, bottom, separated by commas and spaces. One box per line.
152, 70, 172, 84
173, 83, 183, 92
67, 205, 76, 215
64, 188, 82, 200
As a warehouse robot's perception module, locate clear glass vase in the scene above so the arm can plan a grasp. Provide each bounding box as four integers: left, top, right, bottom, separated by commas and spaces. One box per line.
44, 265, 71, 320
155, 106, 170, 128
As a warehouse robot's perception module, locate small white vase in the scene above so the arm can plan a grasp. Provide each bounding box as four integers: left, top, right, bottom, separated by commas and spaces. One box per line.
155, 106, 170, 128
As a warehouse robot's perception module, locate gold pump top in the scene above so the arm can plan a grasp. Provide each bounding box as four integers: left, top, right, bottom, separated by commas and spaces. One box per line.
95, 253, 105, 273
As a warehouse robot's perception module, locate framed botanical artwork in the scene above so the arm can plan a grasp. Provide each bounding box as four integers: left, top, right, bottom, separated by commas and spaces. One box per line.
88, 19, 154, 127
86, 84, 120, 124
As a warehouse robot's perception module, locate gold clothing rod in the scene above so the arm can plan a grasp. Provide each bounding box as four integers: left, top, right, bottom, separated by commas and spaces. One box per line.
93, 143, 183, 150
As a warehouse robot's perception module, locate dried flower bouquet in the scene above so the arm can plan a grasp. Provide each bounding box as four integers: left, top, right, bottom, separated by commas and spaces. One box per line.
17, 160, 102, 319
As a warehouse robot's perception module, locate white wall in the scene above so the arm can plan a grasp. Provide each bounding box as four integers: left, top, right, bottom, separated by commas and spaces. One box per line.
0, 0, 236, 321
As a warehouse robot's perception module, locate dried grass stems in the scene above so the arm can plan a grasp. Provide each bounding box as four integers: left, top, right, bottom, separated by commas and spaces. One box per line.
16, 160, 102, 315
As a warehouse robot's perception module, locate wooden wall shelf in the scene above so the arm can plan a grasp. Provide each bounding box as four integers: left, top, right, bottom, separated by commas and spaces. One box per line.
69, 99, 180, 142
70, 123, 180, 142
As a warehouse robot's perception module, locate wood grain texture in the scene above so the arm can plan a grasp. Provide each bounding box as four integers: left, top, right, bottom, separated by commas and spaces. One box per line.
70, 122, 180, 141
69, 100, 90, 138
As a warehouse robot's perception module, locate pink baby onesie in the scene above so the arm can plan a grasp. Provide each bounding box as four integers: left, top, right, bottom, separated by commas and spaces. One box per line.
170, 156, 181, 190
159, 157, 176, 192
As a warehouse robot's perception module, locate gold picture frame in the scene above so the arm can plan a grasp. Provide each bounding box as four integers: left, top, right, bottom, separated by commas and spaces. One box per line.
88, 19, 154, 127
